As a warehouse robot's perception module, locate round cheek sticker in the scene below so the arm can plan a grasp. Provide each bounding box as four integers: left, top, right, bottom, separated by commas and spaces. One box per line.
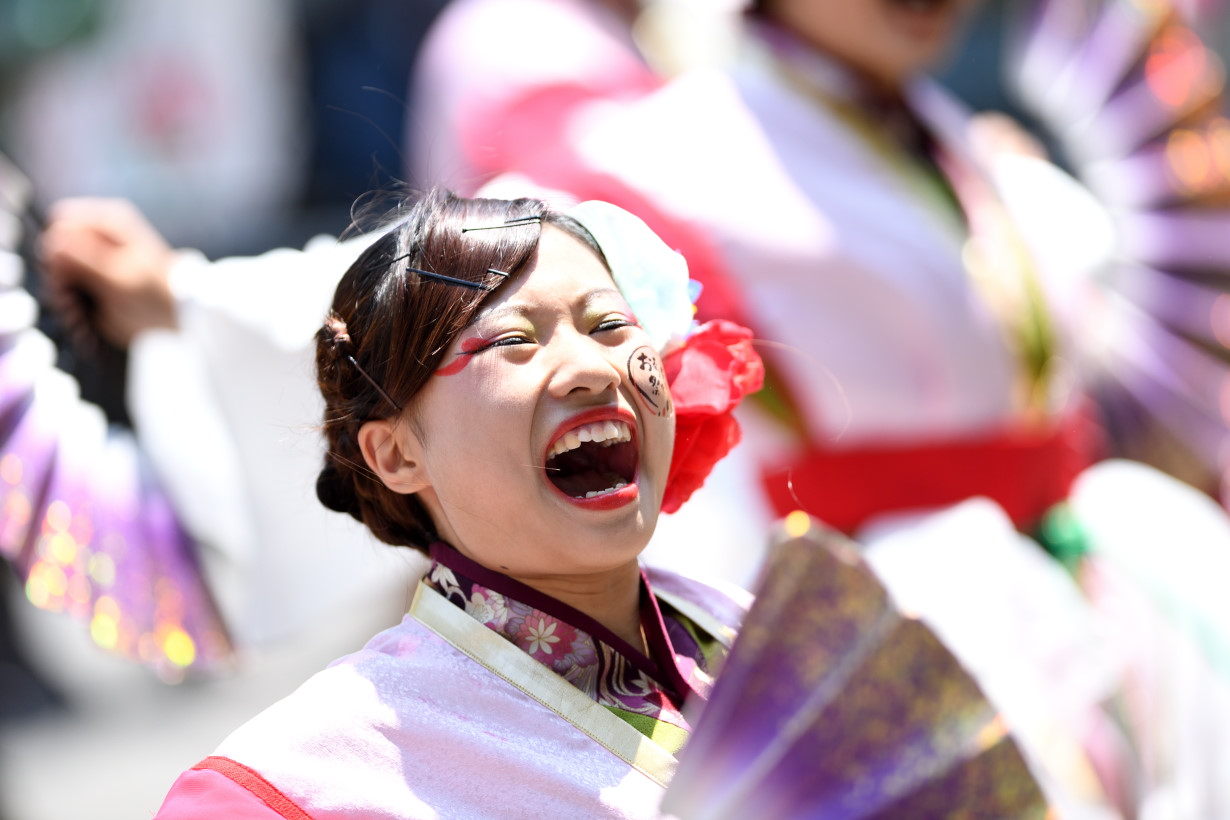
627, 346, 673, 418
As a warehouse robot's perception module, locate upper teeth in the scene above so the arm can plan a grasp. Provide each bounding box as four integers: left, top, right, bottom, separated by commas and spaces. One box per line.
547, 420, 631, 460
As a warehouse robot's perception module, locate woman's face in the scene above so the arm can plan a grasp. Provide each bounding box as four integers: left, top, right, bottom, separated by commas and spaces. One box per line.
764, 0, 980, 90
401, 226, 675, 579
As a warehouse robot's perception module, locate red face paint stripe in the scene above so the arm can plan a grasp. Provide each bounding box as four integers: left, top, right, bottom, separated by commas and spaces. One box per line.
191, 756, 316, 820
435, 337, 487, 376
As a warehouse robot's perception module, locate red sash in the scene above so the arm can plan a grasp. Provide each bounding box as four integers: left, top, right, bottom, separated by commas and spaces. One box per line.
762, 405, 1103, 534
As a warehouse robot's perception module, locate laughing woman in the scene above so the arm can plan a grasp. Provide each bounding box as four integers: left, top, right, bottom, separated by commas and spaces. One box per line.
151, 189, 761, 819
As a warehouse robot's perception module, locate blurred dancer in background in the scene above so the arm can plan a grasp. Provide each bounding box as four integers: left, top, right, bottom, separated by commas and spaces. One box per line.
408, 0, 660, 193
487, 0, 1100, 541
484, 1, 1230, 817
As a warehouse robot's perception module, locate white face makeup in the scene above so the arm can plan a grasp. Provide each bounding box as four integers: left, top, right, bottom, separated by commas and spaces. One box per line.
400, 226, 675, 580
769, 0, 980, 90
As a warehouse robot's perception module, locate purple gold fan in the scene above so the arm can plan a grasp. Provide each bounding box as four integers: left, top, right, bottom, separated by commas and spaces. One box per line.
1010, 0, 1230, 499
0, 361, 68, 570
18, 404, 232, 680
661, 517, 1049, 820
1, 152, 231, 678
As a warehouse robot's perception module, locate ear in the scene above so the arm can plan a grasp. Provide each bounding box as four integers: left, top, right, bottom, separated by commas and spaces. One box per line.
358, 418, 430, 495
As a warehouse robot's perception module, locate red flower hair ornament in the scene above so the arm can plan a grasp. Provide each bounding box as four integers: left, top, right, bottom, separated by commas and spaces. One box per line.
659, 320, 763, 512
568, 203, 764, 514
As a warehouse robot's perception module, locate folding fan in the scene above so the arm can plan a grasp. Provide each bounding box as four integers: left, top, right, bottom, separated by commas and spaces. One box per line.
1005, 5, 1230, 814
0, 151, 231, 679
1009, 0, 1230, 497
660, 516, 1049, 820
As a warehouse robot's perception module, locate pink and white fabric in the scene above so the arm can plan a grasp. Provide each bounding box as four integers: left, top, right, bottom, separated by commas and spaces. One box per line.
153, 567, 745, 819
409, 0, 660, 193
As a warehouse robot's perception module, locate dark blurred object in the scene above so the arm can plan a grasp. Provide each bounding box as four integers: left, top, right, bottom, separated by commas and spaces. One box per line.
936, 0, 1071, 168
0, 0, 103, 79
0, 561, 65, 724
1, 149, 130, 427
298, 0, 449, 233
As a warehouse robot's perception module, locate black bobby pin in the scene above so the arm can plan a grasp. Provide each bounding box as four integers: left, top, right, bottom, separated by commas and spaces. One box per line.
486, 268, 510, 278
408, 267, 492, 291
460, 214, 543, 232
382, 250, 495, 291
346, 354, 402, 412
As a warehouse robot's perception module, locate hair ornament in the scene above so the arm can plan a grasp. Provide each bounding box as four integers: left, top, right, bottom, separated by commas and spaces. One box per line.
408, 267, 493, 291
566, 201, 695, 353
485, 267, 511, 278
381, 250, 496, 291
347, 354, 402, 412
461, 214, 543, 232
323, 315, 403, 411
324, 317, 352, 346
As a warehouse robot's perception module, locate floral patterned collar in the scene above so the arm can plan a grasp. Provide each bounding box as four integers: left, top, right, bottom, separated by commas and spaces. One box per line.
425, 542, 714, 732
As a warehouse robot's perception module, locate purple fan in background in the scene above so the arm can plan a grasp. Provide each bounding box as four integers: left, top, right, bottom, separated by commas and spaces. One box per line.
660, 517, 1048, 820
1010, 0, 1230, 501
0, 153, 231, 682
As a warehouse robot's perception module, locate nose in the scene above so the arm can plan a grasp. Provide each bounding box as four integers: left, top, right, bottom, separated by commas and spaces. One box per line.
546, 329, 622, 399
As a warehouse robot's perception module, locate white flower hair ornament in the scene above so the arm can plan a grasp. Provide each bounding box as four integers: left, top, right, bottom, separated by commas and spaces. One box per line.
567, 200, 764, 514
567, 200, 696, 353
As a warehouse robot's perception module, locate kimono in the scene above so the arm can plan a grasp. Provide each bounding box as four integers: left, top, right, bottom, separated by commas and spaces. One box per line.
153, 546, 746, 819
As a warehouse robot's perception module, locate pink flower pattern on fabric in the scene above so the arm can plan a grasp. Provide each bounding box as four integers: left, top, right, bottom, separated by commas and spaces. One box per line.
517, 615, 568, 659
467, 588, 510, 629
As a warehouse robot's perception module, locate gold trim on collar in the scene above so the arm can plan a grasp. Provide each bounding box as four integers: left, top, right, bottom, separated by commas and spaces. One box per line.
409, 581, 679, 788
653, 587, 739, 649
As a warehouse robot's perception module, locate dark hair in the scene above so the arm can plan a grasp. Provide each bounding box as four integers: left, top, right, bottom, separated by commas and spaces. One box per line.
315, 188, 605, 551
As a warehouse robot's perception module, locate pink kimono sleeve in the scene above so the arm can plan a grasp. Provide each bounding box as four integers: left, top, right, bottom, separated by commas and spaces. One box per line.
154, 757, 313, 820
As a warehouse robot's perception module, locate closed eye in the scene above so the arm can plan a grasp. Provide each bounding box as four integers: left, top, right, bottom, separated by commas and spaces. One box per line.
460, 334, 532, 356
594, 316, 636, 334
482, 335, 531, 350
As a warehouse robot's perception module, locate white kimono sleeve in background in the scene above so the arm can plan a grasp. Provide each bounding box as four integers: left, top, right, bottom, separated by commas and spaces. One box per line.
127, 233, 426, 648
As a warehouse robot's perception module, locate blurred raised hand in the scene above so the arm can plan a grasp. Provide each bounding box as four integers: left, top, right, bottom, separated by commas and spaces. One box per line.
39, 197, 178, 352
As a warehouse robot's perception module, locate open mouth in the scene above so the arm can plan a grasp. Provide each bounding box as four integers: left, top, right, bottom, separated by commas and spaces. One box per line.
545, 420, 638, 499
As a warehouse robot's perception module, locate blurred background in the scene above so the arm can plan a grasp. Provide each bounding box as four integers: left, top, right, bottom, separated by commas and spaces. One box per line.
2, 0, 1225, 262
0, 0, 451, 257
0, 0, 1078, 261
2, 0, 1223, 258
1, 1, 1229, 818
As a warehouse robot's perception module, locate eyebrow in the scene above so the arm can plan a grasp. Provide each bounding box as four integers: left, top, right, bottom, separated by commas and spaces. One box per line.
473, 287, 626, 325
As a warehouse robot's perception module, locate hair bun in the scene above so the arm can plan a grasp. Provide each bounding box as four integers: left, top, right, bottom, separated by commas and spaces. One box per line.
316, 458, 363, 521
